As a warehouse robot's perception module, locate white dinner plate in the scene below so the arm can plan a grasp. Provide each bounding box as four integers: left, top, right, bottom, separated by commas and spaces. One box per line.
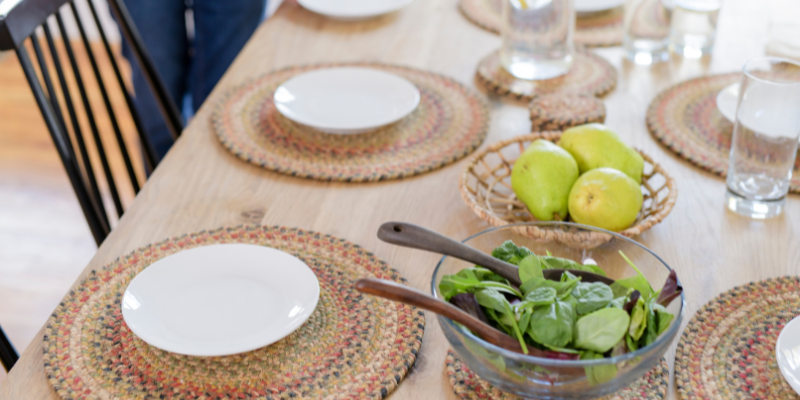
274, 67, 420, 134
121, 244, 320, 356
575, 0, 626, 14
776, 315, 800, 395
716, 82, 740, 123
298, 0, 414, 20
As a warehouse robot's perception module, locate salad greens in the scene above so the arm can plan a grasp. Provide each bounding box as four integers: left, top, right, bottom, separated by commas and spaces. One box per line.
440, 240, 682, 367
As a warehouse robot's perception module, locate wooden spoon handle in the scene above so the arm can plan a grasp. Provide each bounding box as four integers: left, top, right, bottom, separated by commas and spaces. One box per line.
354, 278, 524, 353
377, 222, 522, 286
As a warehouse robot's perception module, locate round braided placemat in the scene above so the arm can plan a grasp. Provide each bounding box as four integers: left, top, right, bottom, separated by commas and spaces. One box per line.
445, 350, 669, 399
646, 73, 800, 193
477, 50, 617, 102
43, 225, 425, 399
459, 0, 623, 47
213, 63, 489, 182
675, 276, 800, 399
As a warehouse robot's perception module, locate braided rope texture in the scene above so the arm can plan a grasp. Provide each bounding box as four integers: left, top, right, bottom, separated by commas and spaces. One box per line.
43, 226, 425, 399
212, 63, 489, 183
646, 73, 800, 193
476, 50, 618, 102
675, 276, 800, 399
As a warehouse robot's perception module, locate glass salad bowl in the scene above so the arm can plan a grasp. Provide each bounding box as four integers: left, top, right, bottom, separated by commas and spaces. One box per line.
431, 222, 684, 400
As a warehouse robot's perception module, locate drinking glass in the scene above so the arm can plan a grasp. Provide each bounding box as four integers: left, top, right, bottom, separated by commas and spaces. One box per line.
726, 57, 800, 219
668, 0, 721, 58
500, 0, 575, 80
623, 0, 672, 64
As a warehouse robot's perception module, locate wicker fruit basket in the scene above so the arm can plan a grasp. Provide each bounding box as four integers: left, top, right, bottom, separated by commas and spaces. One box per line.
459, 132, 677, 248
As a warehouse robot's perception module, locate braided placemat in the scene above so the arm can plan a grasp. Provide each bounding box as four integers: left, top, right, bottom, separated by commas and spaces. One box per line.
459, 0, 623, 47
646, 73, 800, 193
446, 351, 669, 399
675, 276, 800, 399
43, 225, 425, 399
477, 50, 617, 102
213, 63, 489, 182
529, 93, 606, 131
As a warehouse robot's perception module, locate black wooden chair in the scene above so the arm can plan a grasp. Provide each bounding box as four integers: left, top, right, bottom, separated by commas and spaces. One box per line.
0, 0, 184, 246
0, 0, 184, 371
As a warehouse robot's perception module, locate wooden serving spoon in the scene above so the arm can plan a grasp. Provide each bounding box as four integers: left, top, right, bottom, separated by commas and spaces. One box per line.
377, 222, 614, 286
355, 278, 586, 376
355, 278, 529, 354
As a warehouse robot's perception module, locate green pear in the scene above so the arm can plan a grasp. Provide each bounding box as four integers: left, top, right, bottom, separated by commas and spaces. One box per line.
511, 139, 579, 221
568, 168, 643, 231
559, 123, 644, 184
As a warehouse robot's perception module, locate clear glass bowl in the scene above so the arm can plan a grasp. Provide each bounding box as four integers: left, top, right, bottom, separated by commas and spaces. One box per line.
431, 222, 684, 400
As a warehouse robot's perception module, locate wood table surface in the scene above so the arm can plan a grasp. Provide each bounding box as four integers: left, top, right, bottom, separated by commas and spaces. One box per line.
2, 0, 797, 398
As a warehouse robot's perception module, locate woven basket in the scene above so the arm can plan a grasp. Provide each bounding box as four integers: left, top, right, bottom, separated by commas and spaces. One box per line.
459, 132, 677, 248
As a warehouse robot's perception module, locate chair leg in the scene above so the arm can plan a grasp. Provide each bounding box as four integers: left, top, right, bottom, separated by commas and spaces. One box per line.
0, 325, 18, 371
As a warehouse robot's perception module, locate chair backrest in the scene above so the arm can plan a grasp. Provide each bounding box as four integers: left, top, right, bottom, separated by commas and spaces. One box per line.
0, 0, 184, 245
0, 325, 17, 371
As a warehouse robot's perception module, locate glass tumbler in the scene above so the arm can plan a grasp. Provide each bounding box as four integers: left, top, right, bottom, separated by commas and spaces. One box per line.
500, 0, 575, 80
668, 0, 721, 58
726, 57, 800, 219
623, 0, 672, 64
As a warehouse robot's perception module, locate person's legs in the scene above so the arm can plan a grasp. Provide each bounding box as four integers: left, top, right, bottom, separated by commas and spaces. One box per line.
121, 0, 189, 159
190, 0, 266, 111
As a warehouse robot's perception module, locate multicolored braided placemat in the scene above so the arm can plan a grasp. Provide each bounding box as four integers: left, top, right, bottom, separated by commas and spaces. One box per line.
675, 276, 800, 399
477, 50, 617, 101
213, 63, 489, 182
646, 73, 800, 193
445, 351, 669, 399
43, 225, 425, 399
459, 0, 624, 47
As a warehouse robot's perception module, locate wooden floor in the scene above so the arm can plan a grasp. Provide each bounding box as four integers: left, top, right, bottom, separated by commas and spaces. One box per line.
0, 41, 140, 382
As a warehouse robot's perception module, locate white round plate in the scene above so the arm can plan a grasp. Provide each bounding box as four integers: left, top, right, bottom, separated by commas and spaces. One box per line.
298, 0, 414, 20
716, 82, 740, 123
121, 244, 320, 357
274, 67, 420, 134
777, 315, 800, 395
575, 0, 625, 14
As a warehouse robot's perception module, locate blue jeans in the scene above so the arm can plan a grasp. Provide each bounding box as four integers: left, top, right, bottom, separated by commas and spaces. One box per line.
122, 0, 266, 159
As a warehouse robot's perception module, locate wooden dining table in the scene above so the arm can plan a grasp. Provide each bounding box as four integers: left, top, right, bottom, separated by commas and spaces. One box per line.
1, 0, 797, 398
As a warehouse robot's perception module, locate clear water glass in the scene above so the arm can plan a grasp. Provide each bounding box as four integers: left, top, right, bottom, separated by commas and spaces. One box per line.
500, 0, 575, 80
726, 57, 800, 219
668, 0, 721, 58
623, 0, 672, 64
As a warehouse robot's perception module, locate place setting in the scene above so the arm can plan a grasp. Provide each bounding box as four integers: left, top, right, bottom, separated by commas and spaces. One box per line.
297, 0, 415, 20
212, 63, 489, 182
43, 226, 425, 399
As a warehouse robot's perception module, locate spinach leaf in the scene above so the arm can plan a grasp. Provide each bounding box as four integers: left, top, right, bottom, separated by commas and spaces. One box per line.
626, 333, 638, 352
543, 344, 579, 354
640, 301, 659, 347
652, 303, 674, 336
574, 307, 630, 353
571, 282, 614, 315
518, 254, 544, 284
518, 308, 532, 334
491, 241, 533, 265
475, 289, 528, 354
578, 263, 608, 277
580, 351, 618, 385
528, 300, 575, 348
561, 270, 579, 282
607, 296, 626, 309
540, 256, 581, 270
523, 287, 557, 306
627, 299, 647, 340
439, 268, 522, 300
